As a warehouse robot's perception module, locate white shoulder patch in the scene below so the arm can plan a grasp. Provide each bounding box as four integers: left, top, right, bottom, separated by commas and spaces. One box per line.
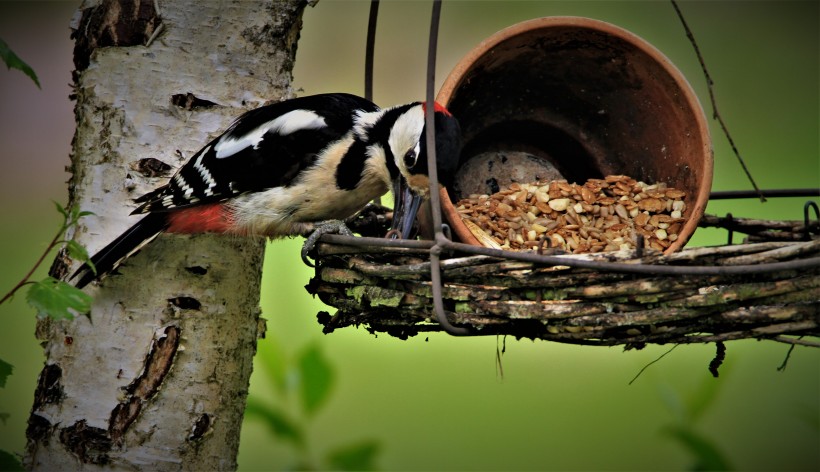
214, 109, 327, 159
353, 109, 385, 140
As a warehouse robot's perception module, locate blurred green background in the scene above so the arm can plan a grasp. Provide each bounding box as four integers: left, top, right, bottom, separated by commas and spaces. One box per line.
1, 1, 817, 470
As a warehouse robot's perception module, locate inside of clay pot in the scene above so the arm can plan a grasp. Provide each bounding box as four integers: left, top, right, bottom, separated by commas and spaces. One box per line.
442, 22, 709, 213
453, 119, 603, 198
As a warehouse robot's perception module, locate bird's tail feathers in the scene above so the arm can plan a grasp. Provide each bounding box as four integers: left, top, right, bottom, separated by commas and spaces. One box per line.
72, 213, 169, 289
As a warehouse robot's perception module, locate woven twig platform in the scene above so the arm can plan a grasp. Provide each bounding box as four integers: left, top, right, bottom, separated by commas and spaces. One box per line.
306, 214, 820, 348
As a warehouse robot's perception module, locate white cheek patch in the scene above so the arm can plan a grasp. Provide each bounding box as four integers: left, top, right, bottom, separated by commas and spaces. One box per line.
214, 109, 327, 159
388, 105, 424, 174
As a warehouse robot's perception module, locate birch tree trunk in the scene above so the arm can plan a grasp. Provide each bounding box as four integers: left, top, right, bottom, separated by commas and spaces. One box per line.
24, 0, 305, 469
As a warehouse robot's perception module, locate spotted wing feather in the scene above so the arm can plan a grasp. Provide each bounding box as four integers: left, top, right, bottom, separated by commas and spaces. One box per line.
133, 93, 379, 214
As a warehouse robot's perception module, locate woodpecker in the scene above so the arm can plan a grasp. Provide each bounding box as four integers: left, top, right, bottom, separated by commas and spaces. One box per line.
72, 93, 461, 288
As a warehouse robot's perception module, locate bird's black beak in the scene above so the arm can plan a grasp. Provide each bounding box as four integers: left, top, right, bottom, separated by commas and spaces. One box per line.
390, 177, 423, 240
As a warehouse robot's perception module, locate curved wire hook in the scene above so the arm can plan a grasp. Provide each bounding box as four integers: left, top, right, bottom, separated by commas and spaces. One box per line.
424, 0, 471, 336
804, 201, 819, 241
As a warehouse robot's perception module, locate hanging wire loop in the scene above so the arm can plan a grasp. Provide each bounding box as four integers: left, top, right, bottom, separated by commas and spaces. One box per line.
423, 0, 471, 336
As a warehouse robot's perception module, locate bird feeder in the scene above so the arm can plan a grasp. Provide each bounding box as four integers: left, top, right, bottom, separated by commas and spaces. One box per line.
436, 17, 713, 254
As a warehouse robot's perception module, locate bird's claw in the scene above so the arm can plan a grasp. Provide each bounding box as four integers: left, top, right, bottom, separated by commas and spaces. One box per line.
301, 220, 354, 267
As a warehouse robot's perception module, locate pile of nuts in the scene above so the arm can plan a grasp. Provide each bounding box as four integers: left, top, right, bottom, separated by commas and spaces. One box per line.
455, 175, 687, 253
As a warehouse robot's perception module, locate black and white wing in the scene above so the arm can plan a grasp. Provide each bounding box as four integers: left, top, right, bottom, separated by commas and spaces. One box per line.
132, 93, 379, 214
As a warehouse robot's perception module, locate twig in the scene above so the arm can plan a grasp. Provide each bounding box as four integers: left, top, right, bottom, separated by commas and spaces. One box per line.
670, 0, 765, 202
495, 335, 506, 380
629, 345, 679, 385
0, 227, 63, 305
772, 336, 820, 348
776, 342, 796, 372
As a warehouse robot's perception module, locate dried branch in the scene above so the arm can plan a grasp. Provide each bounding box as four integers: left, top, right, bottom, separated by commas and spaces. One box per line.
670, 0, 765, 201
307, 238, 820, 347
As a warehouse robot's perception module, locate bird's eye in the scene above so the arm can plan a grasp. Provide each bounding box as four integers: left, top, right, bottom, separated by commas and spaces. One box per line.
404, 149, 418, 169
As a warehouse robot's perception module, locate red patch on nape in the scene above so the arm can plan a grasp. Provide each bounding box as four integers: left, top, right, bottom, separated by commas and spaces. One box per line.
166, 203, 235, 234
422, 101, 452, 117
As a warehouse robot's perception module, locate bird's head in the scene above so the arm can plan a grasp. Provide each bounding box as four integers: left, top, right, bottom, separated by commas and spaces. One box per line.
371, 101, 461, 239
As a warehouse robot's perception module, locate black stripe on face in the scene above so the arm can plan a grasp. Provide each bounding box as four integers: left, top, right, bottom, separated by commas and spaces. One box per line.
383, 144, 399, 182
335, 104, 414, 191
366, 103, 418, 182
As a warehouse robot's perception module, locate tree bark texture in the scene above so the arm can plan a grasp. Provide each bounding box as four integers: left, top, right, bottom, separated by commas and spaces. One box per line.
25, 0, 305, 470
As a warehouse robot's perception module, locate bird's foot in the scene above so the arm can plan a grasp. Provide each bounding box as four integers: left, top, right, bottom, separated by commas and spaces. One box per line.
301, 220, 354, 267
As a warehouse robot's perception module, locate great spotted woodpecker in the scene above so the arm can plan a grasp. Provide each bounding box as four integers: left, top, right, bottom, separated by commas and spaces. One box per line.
72, 93, 460, 288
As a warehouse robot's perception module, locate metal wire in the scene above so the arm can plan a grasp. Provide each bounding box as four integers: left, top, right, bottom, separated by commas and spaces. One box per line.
710, 188, 820, 200
365, 0, 381, 206
805, 201, 820, 241
364, 0, 379, 102
424, 0, 471, 335
320, 234, 820, 275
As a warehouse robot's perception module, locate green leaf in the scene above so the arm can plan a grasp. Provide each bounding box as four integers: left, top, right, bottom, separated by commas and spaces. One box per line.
26, 277, 92, 320
297, 343, 335, 416
258, 336, 289, 396
0, 37, 40, 88
663, 425, 733, 471
66, 240, 96, 275
0, 449, 24, 471
326, 440, 381, 471
68, 205, 94, 224
0, 358, 12, 388
684, 372, 726, 423
658, 383, 686, 424
244, 397, 304, 446
52, 200, 69, 221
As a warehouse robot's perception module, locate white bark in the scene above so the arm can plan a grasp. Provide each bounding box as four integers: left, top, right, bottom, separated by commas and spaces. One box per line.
24, 0, 305, 470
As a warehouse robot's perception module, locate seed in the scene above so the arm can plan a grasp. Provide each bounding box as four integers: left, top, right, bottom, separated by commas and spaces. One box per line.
548, 198, 571, 211
638, 198, 664, 212
668, 222, 682, 235
454, 175, 687, 253
580, 186, 596, 204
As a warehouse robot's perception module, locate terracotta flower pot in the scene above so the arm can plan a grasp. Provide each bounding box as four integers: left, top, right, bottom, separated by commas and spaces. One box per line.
436, 17, 712, 254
